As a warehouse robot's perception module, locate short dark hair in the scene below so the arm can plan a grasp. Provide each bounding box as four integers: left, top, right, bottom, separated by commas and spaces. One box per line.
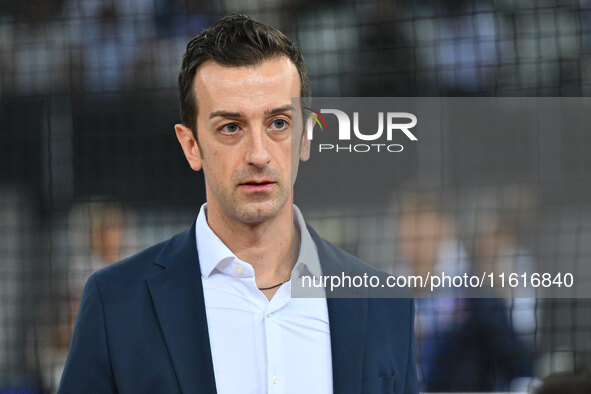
177, 14, 311, 138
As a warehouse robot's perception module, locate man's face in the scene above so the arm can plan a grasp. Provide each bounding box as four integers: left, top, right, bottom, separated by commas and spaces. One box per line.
175, 56, 309, 224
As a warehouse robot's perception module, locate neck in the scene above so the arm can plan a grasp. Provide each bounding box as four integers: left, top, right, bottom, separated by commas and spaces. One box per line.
205, 202, 301, 286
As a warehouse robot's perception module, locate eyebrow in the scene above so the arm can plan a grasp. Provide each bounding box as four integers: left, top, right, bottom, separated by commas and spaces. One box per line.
265, 105, 295, 115
208, 105, 294, 119
209, 110, 242, 119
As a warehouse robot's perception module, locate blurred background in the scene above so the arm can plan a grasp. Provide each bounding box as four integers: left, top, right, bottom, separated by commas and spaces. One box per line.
1, 0, 591, 392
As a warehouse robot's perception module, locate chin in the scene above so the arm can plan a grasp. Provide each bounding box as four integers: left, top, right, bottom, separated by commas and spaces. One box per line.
234, 201, 286, 224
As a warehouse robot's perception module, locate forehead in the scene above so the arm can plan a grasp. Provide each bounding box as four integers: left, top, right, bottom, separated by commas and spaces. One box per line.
193, 57, 300, 116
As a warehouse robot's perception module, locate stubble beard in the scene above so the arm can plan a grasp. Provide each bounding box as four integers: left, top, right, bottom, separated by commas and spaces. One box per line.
207, 168, 292, 225
234, 186, 290, 224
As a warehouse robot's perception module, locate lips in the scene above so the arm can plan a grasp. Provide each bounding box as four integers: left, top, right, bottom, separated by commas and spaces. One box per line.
238, 179, 276, 191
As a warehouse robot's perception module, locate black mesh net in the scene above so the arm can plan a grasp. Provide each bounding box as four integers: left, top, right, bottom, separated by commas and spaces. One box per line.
1, 0, 591, 392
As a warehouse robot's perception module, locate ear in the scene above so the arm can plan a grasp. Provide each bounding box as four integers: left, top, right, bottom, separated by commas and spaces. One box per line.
174, 124, 203, 171
299, 128, 311, 161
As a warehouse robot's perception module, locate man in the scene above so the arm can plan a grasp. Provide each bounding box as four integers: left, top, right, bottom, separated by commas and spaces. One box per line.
59, 15, 417, 393
395, 190, 530, 391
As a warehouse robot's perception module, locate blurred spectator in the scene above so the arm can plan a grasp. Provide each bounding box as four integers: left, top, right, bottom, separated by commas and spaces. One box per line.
533, 370, 591, 394
7, 11, 69, 95
394, 187, 532, 391
293, 1, 363, 96
398, 0, 503, 94
472, 185, 538, 347
40, 197, 130, 392
62, 0, 157, 92
65, 197, 127, 285
396, 188, 469, 292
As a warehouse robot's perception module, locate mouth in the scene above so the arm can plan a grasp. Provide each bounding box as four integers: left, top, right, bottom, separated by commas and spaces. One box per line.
238, 180, 276, 192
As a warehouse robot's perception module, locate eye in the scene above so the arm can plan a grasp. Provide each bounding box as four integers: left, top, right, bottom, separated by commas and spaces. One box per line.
219, 123, 241, 135
269, 118, 289, 131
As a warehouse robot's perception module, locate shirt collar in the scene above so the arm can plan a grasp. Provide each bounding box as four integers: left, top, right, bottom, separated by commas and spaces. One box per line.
195, 203, 321, 279
292, 204, 322, 278
195, 203, 236, 279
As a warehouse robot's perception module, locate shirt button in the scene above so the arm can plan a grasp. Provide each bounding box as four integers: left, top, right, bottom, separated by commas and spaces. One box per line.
272, 375, 279, 384
266, 312, 273, 318
235, 264, 244, 274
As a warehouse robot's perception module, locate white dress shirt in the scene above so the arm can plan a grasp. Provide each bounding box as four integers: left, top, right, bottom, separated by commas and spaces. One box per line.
195, 204, 333, 394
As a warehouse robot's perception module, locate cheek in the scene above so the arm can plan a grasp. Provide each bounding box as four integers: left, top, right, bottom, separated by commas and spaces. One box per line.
278, 143, 295, 169
203, 149, 237, 185
201, 146, 220, 172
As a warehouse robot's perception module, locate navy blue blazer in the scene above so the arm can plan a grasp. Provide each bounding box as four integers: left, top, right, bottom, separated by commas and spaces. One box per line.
58, 223, 418, 394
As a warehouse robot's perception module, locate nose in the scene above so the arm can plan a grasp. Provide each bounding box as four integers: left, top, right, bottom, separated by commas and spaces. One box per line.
245, 129, 271, 169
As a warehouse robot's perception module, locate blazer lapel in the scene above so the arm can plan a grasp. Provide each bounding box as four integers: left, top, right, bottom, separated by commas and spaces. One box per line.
309, 226, 368, 394
145, 223, 217, 394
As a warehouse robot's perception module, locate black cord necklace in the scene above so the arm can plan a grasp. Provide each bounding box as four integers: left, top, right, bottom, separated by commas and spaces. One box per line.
257, 276, 291, 291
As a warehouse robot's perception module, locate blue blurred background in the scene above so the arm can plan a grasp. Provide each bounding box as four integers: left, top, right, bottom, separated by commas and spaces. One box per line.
2, 0, 591, 392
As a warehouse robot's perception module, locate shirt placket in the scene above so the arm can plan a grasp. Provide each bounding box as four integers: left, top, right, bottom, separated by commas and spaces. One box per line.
264, 284, 290, 393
